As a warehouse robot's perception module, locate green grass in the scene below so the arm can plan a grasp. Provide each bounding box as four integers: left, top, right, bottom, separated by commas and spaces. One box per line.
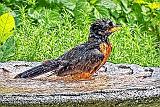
1, 7, 160, 67
110, 25, 160, 67
12, 8, 89, 61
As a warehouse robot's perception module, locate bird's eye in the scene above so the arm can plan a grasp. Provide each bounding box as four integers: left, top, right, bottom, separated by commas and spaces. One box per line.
108, 21, 113, 26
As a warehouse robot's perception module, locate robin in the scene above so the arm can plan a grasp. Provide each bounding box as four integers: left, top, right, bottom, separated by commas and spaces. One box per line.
14, 19, 120, 80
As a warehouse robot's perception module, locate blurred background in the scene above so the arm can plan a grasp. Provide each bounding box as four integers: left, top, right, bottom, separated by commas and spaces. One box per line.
0, 0, 160, 67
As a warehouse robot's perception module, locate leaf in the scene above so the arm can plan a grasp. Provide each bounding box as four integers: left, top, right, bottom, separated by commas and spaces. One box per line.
45, 0, 61, 4
92, 0, 116, 19
134, 0, 145, 4
89, 0, 98, 5
132, 3, 144, 24
93, 6, 110, 19
99, 0, 116, 9
73, 0, 93, 25
0, 3, 7, 15
120, 0, 131, 14
0, 12, 15, 45
147, 2, 160, 10
93, 7, 102, 19
60, 0, 77, 10
74, 0, 93, 15
0, 36, 15, 61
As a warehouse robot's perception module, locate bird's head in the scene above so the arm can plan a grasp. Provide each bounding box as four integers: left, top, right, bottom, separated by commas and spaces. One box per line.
89, 19, 120, 42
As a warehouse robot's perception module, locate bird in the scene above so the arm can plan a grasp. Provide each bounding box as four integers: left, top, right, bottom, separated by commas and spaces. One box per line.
14, 19, 120, 80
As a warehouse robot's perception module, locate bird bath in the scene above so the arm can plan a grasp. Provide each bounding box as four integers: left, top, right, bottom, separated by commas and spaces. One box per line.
0, 61, 160, 106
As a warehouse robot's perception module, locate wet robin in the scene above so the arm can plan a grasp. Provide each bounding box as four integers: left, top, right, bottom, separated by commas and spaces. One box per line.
14, 19, 120, 80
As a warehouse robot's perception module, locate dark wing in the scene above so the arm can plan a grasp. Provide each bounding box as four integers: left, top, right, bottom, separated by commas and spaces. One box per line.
56, 42, 104, 76
14, 42, 102, 78
14, 60, 63, 78
58, 42, 100, 61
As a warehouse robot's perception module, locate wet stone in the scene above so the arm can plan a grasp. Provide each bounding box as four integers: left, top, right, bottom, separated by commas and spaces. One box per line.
0, 61, 160, 104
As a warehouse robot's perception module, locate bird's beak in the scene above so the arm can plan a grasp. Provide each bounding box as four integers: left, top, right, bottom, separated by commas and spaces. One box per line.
108, 25, 121, 33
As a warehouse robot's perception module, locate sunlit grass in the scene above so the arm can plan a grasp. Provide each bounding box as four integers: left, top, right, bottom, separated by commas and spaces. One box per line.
12, 8, 88, 61
1, 7, 160, 67
109, 25, 160, 66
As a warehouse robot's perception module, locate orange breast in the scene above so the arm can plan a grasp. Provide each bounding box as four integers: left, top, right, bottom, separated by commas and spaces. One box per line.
99, 42, 112, 66
90, 42, 112, 74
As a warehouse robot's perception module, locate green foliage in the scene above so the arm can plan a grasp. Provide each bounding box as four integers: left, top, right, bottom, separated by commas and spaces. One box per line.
0, 12, 15, 61
0, 36, 15, 61
0, 0, 160, 66
0, 12, 15, 45
110, 25, 160, 66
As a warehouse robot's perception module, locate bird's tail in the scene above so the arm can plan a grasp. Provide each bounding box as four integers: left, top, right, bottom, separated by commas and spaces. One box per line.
14, 60, 60, 79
